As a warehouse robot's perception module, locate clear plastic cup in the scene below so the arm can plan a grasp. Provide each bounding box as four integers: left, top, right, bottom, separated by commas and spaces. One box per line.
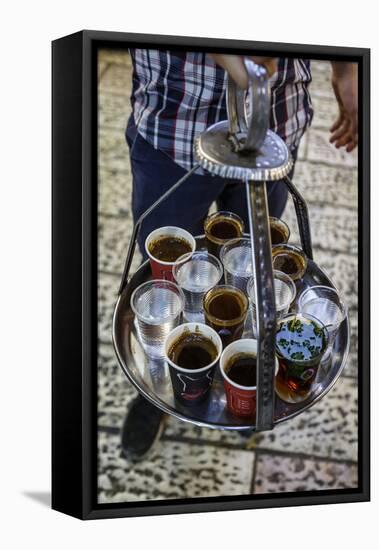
131, 280, 185, 358
220, 238, 253, 293
247, 270, 296, 336
297, 285, 347, 356
173, 251, 223, 322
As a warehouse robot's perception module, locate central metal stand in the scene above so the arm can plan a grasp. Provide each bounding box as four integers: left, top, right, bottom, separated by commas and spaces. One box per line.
245, 180, 276, 431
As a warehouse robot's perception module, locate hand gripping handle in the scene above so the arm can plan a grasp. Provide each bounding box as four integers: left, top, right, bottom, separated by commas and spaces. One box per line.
226, 58, 271, 152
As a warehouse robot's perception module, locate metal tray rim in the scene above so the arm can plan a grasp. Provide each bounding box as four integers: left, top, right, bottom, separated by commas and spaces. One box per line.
112, 255, 350, 431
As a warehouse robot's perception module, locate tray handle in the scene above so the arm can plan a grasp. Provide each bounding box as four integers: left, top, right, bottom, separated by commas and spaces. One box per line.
227, 58, 270, 152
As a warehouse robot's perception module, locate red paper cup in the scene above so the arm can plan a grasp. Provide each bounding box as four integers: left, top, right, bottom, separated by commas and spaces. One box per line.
145, 226, 196, 281
220, 339, 278, 418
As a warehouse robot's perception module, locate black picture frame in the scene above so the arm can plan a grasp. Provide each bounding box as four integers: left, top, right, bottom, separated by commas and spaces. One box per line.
52, 30, 370, 520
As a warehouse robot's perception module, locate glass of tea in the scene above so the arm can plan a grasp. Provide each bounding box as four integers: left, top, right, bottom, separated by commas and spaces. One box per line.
220, 238, 253, 293
297, 285, 347, 359
247, 270, 296, 336
275, 313, 329, 403
204, 211, 244, 258
173, 251, 223, 322
272, 244, 308, 281
269, 216, 290, 246
220, 339, 278, 418
131, 280, 185, 358
164, 322, 222, 403
203, 285, 249, 348
145, 226, 196, 281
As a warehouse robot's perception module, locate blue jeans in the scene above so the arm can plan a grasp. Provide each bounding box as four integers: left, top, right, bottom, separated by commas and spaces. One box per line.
126, 116, 296, 259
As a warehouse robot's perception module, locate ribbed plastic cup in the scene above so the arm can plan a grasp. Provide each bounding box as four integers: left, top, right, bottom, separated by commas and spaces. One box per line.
247, 270, 296, 336
297, 285, 347, 355
220, 238, 253, 294
173, 251, 223, 322
131, 280, 185, 358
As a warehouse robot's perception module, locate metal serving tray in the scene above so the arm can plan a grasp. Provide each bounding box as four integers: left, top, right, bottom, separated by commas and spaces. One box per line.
112, 238, 350, 431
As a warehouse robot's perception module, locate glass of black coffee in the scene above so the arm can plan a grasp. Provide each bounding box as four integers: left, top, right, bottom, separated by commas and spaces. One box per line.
203, 285, 249, 348
204, 211, 244, 258
164, 322, 222, 403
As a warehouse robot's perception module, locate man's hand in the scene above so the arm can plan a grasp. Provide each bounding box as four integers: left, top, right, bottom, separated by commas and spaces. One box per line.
330, 62, 358, 152
210, 54, 277, 89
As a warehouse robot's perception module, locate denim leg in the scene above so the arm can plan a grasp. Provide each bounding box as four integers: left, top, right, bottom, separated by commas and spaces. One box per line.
126, 126, 227, 258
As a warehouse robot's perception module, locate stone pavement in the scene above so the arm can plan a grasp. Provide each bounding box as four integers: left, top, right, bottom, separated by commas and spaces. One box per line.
97, 50, 358, 503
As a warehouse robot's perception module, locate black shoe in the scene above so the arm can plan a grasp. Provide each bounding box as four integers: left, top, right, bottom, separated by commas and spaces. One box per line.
121, 396, 165, 461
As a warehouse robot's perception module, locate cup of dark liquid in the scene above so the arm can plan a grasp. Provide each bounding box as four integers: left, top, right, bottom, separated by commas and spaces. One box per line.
165, 322, 222, 404
203, 285, 249, 348
272, 244, 308, 281
275, 313, 329, 403
204, 211, 244, 258
220, 339, 278, 418
269, 216, 290, 246
145, 226, 196, 281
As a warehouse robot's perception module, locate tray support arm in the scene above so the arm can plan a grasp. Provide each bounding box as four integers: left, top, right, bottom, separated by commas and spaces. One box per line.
118, 164, 200, 294
284, 176, 313, 260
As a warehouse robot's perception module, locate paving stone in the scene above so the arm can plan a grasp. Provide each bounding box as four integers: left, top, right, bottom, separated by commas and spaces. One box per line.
164, 417, 245, 447
98, 61, 108, 82
98, 127, 130, 173
98, 214, 142, 275
311, 94, 339, 130
254, 454, 358, 493
283, 199, 358, 256
98, 272, 119, 343
98, 431, 255, 503
307, 129, 358, 168
98, 63, 132, 96
309, 60, 335, 100
98, 214, 130, 274
309, 249, 358, 310
247, 377, 358, 461
98, 49, 131, 66
98, 344, 137, 429
292, 161, 358, 209
344, 309, 358, 378
98, 265, 144, 345
99, 167, 131, 217
98, 92, 131, 132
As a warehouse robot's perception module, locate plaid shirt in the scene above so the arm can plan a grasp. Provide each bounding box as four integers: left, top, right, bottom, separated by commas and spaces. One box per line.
129, 49, 313, 171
